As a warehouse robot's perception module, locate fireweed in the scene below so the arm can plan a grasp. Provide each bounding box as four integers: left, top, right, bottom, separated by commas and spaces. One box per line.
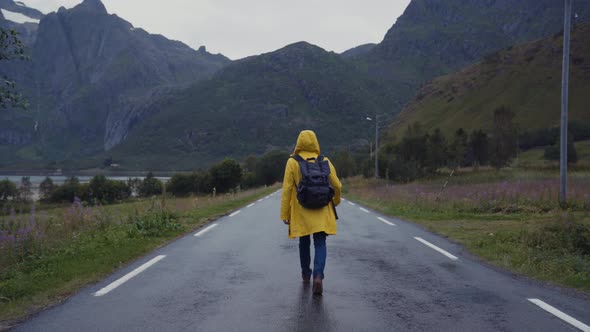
0, 197, 105, 270
347, 177, 590, 213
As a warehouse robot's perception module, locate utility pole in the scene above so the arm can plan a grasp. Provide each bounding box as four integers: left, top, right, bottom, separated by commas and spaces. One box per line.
560, 0, 572, 207
375, 113, 379, 179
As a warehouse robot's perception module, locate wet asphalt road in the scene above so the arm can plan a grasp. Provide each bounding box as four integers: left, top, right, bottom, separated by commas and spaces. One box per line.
14, 191, 590, 331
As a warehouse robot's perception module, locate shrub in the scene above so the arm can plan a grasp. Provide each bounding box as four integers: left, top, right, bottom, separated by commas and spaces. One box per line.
50, 177, 83, 203
240, 172, 258, 190
544, 136, 578, 164
521, 219, 590, 256
167, 173, 193, 196
210, 159, 242, 193
127, 208, 183, 237
139, 172, 163, 197
256, 150, 289, 185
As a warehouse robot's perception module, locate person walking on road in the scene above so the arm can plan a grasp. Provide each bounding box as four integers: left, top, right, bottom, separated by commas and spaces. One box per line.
281, 130, 342, 295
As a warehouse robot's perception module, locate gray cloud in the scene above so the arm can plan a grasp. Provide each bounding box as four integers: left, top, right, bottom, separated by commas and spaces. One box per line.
20, 0, 410, 59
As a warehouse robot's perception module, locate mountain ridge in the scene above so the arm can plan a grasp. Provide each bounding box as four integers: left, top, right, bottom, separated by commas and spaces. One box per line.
0, 0, 231, 168
387, 23, 590, 141
104, 41, 395, 170
356, 0, 590, 112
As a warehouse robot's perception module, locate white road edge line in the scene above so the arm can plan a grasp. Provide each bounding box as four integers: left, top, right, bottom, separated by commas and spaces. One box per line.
360, 207, 370, 213
378, 217, 396, 226
247, 203, 255, 208
194, 223, 218, 237
347, 202, 356, 206
528, 299, 590, 332
229, 210, 241, 217
257, 199, 263, 202
94, 255, 166, 297
414, 237, 459, 261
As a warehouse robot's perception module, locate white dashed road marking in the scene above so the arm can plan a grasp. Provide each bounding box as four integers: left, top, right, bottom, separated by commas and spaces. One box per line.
194, 224, 218, 237
377, 217, 396, 226
359, 208, 370, 213
347, 202, 356, 206
247, 203, 255, 208
414, 237, 458, 261
94, 255, 166, 297
528, 299, 590, 331
229, 210, 241, 217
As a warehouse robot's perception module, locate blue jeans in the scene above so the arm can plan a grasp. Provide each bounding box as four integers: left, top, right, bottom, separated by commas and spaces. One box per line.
299, 232, 327, 279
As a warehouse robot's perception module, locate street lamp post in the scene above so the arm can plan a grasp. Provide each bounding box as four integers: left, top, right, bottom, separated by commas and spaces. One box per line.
367, 114, 389, 179
560, 0, 572, 206
375, 113, 380, 179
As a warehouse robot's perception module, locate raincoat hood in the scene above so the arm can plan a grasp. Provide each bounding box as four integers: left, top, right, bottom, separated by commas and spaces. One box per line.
293, 130, 320, 155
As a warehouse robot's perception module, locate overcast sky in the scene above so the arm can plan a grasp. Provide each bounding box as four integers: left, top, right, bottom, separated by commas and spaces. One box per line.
19, 0, 410, 59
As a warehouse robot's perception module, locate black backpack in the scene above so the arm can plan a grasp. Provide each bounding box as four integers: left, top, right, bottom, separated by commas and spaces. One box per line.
291, 155, 335, 210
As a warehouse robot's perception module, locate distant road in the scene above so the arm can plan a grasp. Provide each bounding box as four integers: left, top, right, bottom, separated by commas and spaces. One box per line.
15, 192, 590, 331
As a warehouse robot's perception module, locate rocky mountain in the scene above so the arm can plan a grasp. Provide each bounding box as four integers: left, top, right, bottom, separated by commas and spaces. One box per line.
0, 0, 42, 44
0, 0, 43, 20
3, 0, 590, 171
388, 23, 590, 139
105, 42, 396, 170
356, 0, 590, 111
0, 0, 230, 167
340, 43, 376, 59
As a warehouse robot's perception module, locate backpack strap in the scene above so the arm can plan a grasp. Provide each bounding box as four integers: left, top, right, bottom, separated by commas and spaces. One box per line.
316, 155, 325, 172
291, 155, 309, 177
291, 155, 305, 162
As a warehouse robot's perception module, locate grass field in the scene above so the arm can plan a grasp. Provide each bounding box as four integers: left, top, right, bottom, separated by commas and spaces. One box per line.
0, 186, 278, 326
345, 170, 590, 293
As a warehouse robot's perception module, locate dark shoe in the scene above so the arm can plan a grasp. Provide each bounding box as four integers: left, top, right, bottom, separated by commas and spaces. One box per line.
302, 274, 311, 283
312, 276, 323, 295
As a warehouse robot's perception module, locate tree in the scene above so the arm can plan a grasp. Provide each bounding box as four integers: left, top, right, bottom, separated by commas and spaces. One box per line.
0, 179, 17, 206
397, 123, 429, 168
491, 107, 518, 169
39, 177, 55, 201
50, 176, 82, 203
88, 175, 130, 204
332, 151, 357, 179
449, 128, 469, 168
243, 155, 258, 174
18, 176, 33, 202
167, 173, 193, 196
192, 170, 212, 194
0, 28, 27, 109
210, 159, 242, 193
89, 175, 109, 202
426, 128, 449, 173
467, 130, 490, 166
139, 172, 163, 197
257, 150, 289, 185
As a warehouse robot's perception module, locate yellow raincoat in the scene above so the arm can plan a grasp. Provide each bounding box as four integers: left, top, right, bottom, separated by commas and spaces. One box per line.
280, 130, 342, 239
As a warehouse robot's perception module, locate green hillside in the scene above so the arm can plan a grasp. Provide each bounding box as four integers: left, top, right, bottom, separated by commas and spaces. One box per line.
356, 0, 590, 113
106, 42, 395, 170
388, 23, 590, 140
